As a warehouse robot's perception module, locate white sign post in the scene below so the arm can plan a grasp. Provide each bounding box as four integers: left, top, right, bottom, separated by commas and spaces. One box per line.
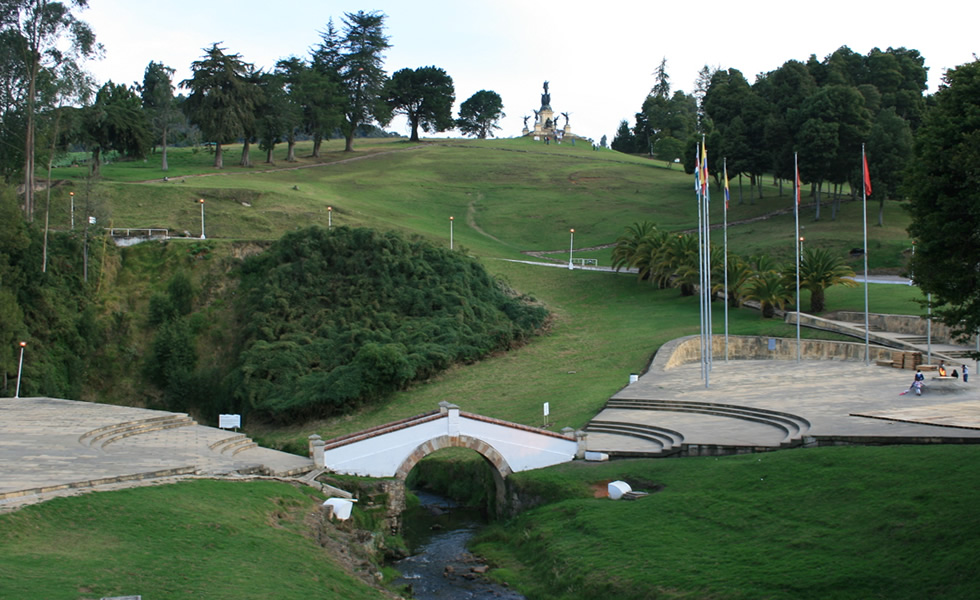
219, 414, 241, 430
543, 402, 550, 428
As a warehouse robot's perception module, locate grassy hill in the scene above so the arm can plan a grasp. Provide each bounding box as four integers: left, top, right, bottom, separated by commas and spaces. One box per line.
4, 137, 946, 600
44, 137, 920, 437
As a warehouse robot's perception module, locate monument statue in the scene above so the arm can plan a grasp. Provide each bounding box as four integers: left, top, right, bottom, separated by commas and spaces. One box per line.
561, 112, 570, 127
541, 80, 551, 109
523, 115, 530, 128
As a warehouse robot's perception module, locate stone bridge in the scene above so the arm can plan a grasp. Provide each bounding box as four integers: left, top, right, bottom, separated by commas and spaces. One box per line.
312, 402, 585, 507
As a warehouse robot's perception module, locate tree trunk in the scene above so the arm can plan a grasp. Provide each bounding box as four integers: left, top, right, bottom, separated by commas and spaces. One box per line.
91, 147, 101, 178
878, 197, 884, 227
756, 172, 763, 200
813, 181, 821, 221
161, 125, 169, 171
286, 132, 297, 162
762, 302, 775, 318
23, 55, 40, 222
409, 115, 420, 143
240, 139, 251, 167
312, 133, 322, 158
810, 286, 826, 314
832, 183, 841, 220
737, 173, 744, 205
266, 146, 274, 164
345, 116, 357, 152
214, 143, 223, 168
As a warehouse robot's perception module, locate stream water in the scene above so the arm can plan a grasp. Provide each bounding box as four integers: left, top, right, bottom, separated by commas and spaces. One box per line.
391, 490, 525, 600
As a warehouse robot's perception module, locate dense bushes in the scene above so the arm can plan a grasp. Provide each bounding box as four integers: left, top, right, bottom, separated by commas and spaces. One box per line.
233, 226, 547, 421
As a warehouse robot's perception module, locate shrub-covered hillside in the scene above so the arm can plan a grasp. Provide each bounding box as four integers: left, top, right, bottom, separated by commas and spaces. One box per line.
233, 226, 547, 421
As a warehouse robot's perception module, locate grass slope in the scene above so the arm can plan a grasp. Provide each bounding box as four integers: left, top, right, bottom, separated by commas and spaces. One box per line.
473, 445, 980, 600
0, 480, 387, 600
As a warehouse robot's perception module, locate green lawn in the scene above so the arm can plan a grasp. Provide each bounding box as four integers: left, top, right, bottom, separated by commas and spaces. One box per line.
0, 480, 387, 600
473, 445, 980, 600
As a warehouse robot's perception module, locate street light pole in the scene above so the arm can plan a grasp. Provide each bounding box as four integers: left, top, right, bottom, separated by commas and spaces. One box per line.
568, 228, 575, 270
198, 199, 206, 239
327, 206, 332, 228
449, 216, 454, 249
14, 341, 26, 398
70, 191, 74, 230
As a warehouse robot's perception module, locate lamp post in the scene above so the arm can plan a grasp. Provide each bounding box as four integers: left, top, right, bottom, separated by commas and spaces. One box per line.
568, 228, 575, 270
14, 341, 26, 398
799, 236, 805, 253
449, 216, 454, 249
198, 199, 206, 239
70, 191, 74, 230
327, 206, 332, 228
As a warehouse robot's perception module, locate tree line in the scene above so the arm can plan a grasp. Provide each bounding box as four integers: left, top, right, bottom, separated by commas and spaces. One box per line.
611, 221, 856, 317
614, 48, 925, 225
1, 4, 507, 221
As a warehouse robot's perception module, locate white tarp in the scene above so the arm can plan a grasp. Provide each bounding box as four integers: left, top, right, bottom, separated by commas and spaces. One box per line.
608, 480, 632, 500
322, 498, 354, 520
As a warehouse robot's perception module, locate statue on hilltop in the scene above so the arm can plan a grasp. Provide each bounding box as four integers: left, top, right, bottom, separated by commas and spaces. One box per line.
541, 81, 551, 109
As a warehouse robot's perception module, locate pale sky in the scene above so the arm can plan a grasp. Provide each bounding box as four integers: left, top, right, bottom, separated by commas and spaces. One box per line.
81, 0, 976, 143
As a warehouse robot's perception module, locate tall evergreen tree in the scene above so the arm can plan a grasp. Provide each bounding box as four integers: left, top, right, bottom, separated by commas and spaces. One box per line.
906, 59, 980, 338
321, 11, 391, 152
140, 61, 178, 171
181, 44, 257, 168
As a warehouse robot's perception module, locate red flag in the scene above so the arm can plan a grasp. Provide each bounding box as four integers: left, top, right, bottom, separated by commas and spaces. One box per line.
863, 153, 872, 196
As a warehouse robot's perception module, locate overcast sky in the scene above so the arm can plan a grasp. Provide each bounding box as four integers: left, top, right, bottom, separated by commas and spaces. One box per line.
82, 0, 977, 143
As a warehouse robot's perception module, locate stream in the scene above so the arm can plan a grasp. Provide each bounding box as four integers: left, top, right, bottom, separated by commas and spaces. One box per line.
391, 490, 525, 600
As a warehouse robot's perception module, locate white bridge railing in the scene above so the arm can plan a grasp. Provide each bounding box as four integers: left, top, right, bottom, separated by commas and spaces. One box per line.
107, 228, 169, 238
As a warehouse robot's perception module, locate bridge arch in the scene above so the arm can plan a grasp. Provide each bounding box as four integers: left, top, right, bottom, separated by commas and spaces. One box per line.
395, 434, 512, 511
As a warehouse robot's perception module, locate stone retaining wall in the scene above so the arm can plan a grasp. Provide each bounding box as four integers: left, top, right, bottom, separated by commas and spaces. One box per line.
826, 311, 958, 343
655, 335, 895, 371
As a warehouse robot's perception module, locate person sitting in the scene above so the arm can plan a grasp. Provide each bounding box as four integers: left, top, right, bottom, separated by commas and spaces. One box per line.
938, 362, 947, 377
952, 369, 959, 379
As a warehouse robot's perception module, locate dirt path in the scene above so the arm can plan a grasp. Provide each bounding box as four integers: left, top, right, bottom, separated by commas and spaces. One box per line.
132, 144, 427, 184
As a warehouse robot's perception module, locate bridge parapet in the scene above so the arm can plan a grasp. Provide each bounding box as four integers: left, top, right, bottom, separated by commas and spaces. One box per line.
315, 404, 583, 479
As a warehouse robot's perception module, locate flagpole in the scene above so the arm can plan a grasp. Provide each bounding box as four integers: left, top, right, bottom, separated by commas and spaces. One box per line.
705, 151, 712, 377
862, 144, 870, 365
795, 152, 801, 363
696, 142, 705, 383
723, 159, 729, 362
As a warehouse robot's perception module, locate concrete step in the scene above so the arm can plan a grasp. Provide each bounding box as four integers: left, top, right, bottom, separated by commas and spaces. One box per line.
604, 399, 810, 445
79, 415, 197, 449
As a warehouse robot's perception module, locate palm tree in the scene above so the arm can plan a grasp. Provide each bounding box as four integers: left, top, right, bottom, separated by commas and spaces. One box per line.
789, 247, 858, 313
745, 270, 794, 318
662, 234, 700, 296
714, 254, 755, 308
611, 221, 658, 275
634, 229, 672, 287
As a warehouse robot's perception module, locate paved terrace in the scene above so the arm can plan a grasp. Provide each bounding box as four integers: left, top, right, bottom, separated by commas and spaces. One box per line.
0, 397, 313, 511
586, 335, 980, 457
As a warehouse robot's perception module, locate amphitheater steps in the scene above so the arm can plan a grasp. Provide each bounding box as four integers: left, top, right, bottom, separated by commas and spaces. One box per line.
603, 399, 811, 447
585, 420, 685, 457
78, 415, 197, 449
209, 435, 259, 456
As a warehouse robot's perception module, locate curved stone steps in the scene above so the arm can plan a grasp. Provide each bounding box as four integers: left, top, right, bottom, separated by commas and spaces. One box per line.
78, 415, 197, 449
603, 399, 810, 447
585, 420, 685, 456
208, 434, 257, 456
